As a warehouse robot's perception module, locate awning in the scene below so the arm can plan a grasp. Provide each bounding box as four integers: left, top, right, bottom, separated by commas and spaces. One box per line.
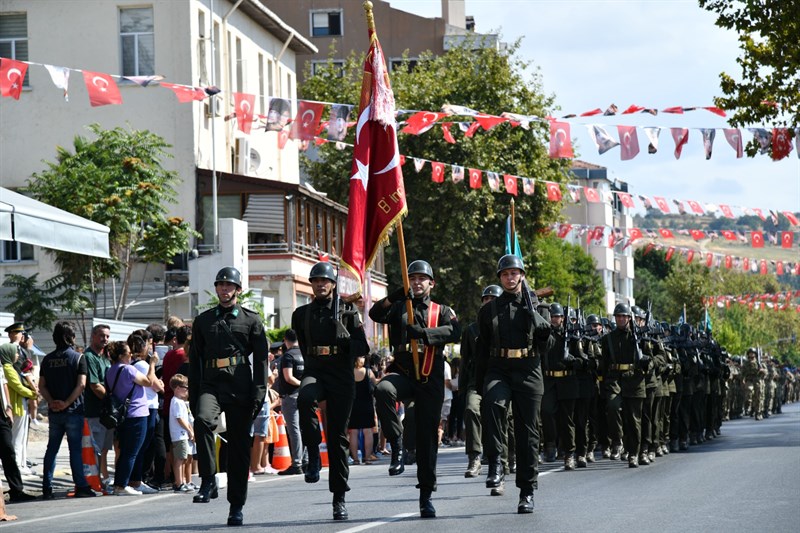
242, 194, 285, 235
0, 187, 110, 258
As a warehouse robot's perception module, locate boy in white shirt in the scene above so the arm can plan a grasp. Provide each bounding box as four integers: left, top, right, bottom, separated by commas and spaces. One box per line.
169, 374, 195, 492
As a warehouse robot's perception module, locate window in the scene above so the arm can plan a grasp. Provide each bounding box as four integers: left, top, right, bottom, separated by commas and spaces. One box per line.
390, 58, 419, 73
311, 10, 342, 37
120, 7, 154, 76
310, 60, 344, 77
1, 240, 34, 262
0, 13, 29, 86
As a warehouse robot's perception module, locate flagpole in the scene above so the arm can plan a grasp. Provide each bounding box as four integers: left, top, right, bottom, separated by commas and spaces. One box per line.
510, 198, 517, 252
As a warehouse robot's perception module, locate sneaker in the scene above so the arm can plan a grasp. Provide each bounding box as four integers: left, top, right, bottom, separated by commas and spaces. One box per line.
136, 483, 159, 494
115, 486, 143, 496
74, 486, 97, 498
187, 482, 198, 490
174, 484, 194, 493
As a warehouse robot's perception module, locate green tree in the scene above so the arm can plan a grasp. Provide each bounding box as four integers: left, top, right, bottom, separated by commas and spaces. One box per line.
301, 42, 573, 321
28, 124, 199, 320
699, 0, 800, 154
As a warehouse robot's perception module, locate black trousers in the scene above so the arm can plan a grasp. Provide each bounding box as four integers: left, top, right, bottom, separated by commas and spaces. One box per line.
0, 416, 24, 494
483, 367, 541, 491
298, 370, 355, 494
194, 389, 253, 507
540, 381, 558, 448
559, 397, 590, 457
641, 389, 655, 451
679, 393, 693, 440
375, 371, 443, 492
464, 389, 482, 457
691, 390, 706, 435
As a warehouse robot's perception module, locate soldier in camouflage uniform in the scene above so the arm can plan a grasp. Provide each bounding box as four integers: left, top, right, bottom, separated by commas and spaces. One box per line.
742, 348, 764, 419
762, 357, 776, 419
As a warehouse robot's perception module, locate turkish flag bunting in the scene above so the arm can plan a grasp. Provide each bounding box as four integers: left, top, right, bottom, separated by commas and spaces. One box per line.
504, 174, 518, 196
557, 224, 573, 238
782, 231, 794, 248
776, 261, 784, 275
339, 28, 407, 300
608, 232, 617, 249
618, 192, 635, 208
468, 168, 482, 189
687, 250, 695, 263
723, 128, 743, 158
401, 111, 444, 135
289, 101, 324, 140
743, 258, 750, 271
580, 108, 602, 117
721, 230, 736, 241
441, 123, 456, 144
233, 93, 256, 134
663, 106, 685, 114
725, 255, 733, 269
760, 260, 768, 275
545, 181, 562, 202
474, 114, 508, 131
82, 70, 122, 107
772, 128, 793, 160
622, 105, 645, 114
654, 196, 670, 214
583, 187, 601, 203
523, 178, 536, 196
617, 125, 640, 160
752, 207, 766, 221
590, 226, 605, 243
644, 242, 656, 256
549, 121, 574, 158
658, 228, 674, 239
690, 229, 706, 240
665, 246, 675, 261
782, 211, 800, 226
0, 58, 28, 100
628, 227, 643, 242
161, 82, 207, 103
706, 252, 713, 267
431, 161, 445, 183
464, 121, 481, 138
719, 204, 735, 219
751, 230, 764, 248
277, 129, 290, 149
671, 128, 689, 159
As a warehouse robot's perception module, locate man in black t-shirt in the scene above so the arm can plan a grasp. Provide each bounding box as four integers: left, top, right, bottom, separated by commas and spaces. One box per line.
277, 330, 304, 475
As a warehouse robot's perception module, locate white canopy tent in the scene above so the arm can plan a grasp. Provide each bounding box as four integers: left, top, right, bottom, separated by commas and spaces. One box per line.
0, 187, 110, 258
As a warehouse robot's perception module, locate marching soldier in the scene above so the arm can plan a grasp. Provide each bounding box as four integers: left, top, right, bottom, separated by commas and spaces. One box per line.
370, 260, 461, 518
582, 315, 604, 462
293, 261, 369, 521
475, 255, 551, 514
189, 267, 269, 527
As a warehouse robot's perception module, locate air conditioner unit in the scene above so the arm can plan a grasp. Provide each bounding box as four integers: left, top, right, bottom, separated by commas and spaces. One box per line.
205, 97, 223, 117
236, 138, 251, 175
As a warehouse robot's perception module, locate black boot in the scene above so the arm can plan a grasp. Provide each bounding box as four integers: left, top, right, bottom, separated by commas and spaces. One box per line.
305, 445, 321, 484
508, 455, 517, 474
389, 436, 405, 476
333, 492, 348, 521
227, 504, 244, 526
419, 489, 436, 518
517, 489, 534, 514
193, 477, 218, 503
485, 458, 504, 488
465, 453, 481, 478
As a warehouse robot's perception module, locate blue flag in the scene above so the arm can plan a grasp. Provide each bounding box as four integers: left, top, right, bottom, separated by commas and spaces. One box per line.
677, 304, 686, 326
505, 216, 523, 258
704, 307, 712, 333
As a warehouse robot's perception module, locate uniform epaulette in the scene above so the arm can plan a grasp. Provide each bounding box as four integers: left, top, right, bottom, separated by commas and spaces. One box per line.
241, 306, 259, 316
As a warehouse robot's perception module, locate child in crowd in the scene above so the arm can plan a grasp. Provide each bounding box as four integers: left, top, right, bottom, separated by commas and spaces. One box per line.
169, 374, 195, 492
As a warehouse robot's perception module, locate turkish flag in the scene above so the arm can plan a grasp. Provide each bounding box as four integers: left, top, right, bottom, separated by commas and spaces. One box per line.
557, 224, 573, 238
723, 128, 743, 158
665, 246, 676, 261
289, 101, 324, 140
0, 58, 28, 100
442, 123, 456, 144
277, 129, 290, 149
464, 121, 481, 138
743, 258, 750, 271
760, 260, 768, 275
339, 27, 407, 299
475, 114, 507, 131
751, 231, 764, 248
618, 192, 635, 208
782, 211, 800, 226
545, 181, 562, 202
401, 111, 444, 135
671, 128, 689, 159
590, 226, 605, 243
161, 82, 207, 103
233, 93, 256, 134
82, 70, 122, 107
752, 207, 766, 221
504, 174, 518, 196
687, 250, 695, 263
468, 168, 482, 189
719, 204, 735, 219
721, 230, 736, 241
654, 196, 670, 214
776, 261, 784, 275
431, 161, 445, 183
584, 187, 601, 203
617, 125, 640, 160
628, 228, 643, 244
658, 228, 674, 239
782, 231, 794, 248
725, 255, 733, 269
549, 121, 574, 158
706, 252, 714, 267
690, 229, 706, 240
772, 128, 793, 160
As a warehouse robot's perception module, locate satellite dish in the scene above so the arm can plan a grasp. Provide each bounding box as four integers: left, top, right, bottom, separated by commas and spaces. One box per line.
249, 148, 261, 173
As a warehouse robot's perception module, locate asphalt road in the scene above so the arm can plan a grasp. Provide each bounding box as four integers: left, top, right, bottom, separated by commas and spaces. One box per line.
5, 401, 799, 532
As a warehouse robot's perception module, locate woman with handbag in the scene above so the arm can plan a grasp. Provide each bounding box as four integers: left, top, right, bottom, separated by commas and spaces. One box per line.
106, 341, 158, 496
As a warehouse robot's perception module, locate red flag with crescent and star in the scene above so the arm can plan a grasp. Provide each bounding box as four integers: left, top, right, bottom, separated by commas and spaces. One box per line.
782, 231, 794, 248
401, 111, 444, 135
549, 121, 574, 158
339, 24, 407, 300
545, 181, 562, 202
431, 161, 445, 183
0, 58, 28, 100
233, 92, 256, 134
289, 101, 324, 140
468, 168, 482, 189
617, 125, 640, 160
82, 70, 122, 107
161, 82, 207, 103
686, 199, 705, 215
503, 174, 518, 196
617, 192, 635, 208
751, 230, 764, 248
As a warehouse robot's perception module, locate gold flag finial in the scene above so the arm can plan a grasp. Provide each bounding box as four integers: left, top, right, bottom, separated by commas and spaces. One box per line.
363, 1, 376, 33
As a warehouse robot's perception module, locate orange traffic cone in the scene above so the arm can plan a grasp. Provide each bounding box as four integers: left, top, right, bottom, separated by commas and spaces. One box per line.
317, 409, 329, 468
271, 413, 292, 471
69, 419, 103, 496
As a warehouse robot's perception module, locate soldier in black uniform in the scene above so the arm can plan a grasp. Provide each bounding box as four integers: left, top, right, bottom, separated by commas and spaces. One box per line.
460, 285, 502, 478
476, 255, 551, 514
582, 314, 603, 463
370, 260, 461, 519
189, 267, 269, 527
293, 261, 368, 521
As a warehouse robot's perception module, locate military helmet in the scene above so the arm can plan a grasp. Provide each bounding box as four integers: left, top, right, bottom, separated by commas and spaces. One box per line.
309, 261, 336, 282
679, 323, 692, 337
407, 260, 434, 280
746, 347, 757, 355
631, 305, 646, 319
215, 267, 242, 288
613, 303, 632, 317
586, 314, 601, 326
481, 284, 502, 299
496, 254, 525, 276
550, 303, 564, 317
567, 308, 577, 320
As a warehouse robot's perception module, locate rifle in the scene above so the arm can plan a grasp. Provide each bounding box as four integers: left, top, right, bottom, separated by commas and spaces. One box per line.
630, 305, 644, 365
562, 295, 572, 363
332, 281, 350, 340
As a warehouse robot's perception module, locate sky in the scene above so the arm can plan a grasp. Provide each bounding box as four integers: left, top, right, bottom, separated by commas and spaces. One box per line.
390, 0, 800, 216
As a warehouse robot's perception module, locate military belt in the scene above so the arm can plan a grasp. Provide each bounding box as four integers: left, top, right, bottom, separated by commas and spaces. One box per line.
610, 364, 634, 371
310, 345, 338, 356
206, 355, 246, 369
493, 348, 531, 359
544, 370, 574, 378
